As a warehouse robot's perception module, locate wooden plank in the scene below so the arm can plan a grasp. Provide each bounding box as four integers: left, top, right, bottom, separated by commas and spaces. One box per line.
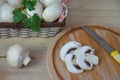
0, 58, 51, 80
68, 9, 120, 17
68, 0, 120, 10
0, 37, 52, 56
66, 0, 120, 29
0, 37, 53, 80
66, 16, 120, 29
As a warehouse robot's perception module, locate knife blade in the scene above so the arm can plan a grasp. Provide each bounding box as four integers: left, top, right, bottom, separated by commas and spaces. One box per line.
80, 26, 120, 64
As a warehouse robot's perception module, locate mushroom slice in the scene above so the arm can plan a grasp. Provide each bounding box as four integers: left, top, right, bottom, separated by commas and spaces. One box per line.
59, 41, 81, 62
85, 54, 99, 65
65, 53, 84, 74
74, 46, 94, 70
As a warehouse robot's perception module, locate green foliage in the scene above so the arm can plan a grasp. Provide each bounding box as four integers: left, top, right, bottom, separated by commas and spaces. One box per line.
22, 0, 37, 11
23, 14, 42, 32
13, 0, 42, 32
13, 9, 27, 23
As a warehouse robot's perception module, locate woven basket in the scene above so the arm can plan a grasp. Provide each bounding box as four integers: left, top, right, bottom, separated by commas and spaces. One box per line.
0, 20, 65, 38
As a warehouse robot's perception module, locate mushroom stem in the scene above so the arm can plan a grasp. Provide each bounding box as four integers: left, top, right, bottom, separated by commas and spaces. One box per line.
75, 46, 94, 70
23, 56, 31, 66
85, 54, 99, 65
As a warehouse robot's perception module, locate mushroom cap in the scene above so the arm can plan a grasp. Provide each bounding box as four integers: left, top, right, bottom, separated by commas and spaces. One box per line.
75, 46, 94, 70
7, 0, 23, 8
42, 3, 63, 22
43, 0, 62, 7
59, 41, 99, 74
59, 41, 81, 62
7, 44, 30, 68
65, 53, 84, 74
0, 3, 15, 22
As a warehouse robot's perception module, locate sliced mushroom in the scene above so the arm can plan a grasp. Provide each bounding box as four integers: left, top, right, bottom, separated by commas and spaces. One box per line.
85, 54, 99, 65
65, 53, 84, 74
59, 41, 81, 62
59, 41, 99, 74
74, 46, 94, 70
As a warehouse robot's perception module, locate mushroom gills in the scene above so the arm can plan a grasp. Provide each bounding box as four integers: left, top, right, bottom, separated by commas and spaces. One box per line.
65, 53, 83, 74
59, 41, 99, 74
75, 46, 94, 70
59, 41, 81, 62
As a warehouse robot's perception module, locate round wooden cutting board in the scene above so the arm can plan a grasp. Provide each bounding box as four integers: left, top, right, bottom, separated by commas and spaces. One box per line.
47, 25, 120, 80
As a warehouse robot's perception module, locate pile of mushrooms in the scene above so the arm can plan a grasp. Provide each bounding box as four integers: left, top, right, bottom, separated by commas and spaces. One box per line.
7, 44, 31, 68
0, 0, 68, 22
59, 41, 99, 74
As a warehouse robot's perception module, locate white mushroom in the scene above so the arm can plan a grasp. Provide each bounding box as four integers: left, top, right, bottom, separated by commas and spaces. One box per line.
75, 46, 94, 70
0, 3, 15, 22
59, 41, 99, 74
42, 3, 63, 22
85, 54, 99, 65
59, 41, 81, 62
74, 46, 99, 70
65, 53, 83, 74
43, 0, 62, 7
7, 44, 31, 68
7, 0, 23, 8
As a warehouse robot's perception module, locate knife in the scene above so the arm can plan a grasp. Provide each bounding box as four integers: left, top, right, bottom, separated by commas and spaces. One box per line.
80, 26, 120, 64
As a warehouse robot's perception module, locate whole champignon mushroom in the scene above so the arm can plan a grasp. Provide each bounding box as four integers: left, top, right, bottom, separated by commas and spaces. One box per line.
75, 46, 99, 70
7, 0, 23, 8
59, 41, 81, 62
42, 3, 63, 22
65, 53, 84, 74
7, 44, 31, 68
0, 3, 15, 22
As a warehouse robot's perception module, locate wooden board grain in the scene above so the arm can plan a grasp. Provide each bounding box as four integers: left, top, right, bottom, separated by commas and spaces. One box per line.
66, 0, 120, 29
0, 38, 53, 80
47, 25, 120, 80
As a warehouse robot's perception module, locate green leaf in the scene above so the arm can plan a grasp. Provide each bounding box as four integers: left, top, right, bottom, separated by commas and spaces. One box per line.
31, 14, 42, 32
22, 0, 37, 11
13, 9, 27, 23
23, 18, 31, 28
23, 14, 42, 32
13, 0, 42, 32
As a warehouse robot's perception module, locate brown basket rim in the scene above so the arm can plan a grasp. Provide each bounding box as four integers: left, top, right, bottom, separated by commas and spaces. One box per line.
0, 19, 65, 29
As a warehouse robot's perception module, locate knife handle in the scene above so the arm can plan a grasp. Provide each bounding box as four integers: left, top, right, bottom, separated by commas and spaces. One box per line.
111, 50, 120, 64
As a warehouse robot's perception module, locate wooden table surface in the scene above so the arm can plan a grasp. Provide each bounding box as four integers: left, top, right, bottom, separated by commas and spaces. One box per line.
0, 38, 53, 80
0, 27, 120, 80
0, 0, 120, 80
66, 0, 120, 29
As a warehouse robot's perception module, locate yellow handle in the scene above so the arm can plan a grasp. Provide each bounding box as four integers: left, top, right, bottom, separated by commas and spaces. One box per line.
111, 50, 120, 64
